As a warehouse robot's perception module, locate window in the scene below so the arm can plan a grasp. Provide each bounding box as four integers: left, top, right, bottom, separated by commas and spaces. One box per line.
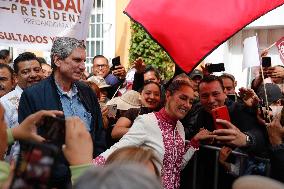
85, 0, 104, 73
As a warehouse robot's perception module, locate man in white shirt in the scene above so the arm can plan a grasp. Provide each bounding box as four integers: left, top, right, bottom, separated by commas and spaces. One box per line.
0, 52, 42, 161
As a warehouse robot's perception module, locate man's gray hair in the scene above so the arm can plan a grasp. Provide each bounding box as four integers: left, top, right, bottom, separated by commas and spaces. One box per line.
50, 37, 86, 69
74, 163, 162, 189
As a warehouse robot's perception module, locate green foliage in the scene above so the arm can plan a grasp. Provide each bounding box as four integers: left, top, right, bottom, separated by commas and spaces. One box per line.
129, 22, 174, 80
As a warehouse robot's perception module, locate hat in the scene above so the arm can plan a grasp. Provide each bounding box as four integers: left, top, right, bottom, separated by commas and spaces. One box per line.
87, 76, 111, 89
188, 69, 203, 79
106, 90, 141, 110
257, 83, 284, 106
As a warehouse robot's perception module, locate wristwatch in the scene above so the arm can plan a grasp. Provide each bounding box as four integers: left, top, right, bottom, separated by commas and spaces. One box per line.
245, 134, 253, 146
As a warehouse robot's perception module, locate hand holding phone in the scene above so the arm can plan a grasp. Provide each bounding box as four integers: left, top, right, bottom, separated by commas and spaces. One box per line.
211, 106, 231, 129
38, 116, 66, 147
111, 56, 121, 70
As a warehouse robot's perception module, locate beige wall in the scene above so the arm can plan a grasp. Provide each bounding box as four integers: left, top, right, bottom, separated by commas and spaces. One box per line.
115, 0, 131, 69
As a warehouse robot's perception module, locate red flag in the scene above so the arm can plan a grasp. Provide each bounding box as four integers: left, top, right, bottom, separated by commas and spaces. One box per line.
124, 0, 284, 73
276, 37, 284, 64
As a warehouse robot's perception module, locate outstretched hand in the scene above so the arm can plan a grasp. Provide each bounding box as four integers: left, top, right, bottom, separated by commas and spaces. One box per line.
238, 87, 260, 107
133, 57, 146, 73
193, 128, 216, 141
213, 119, 247, 147
112, 65, 126, 79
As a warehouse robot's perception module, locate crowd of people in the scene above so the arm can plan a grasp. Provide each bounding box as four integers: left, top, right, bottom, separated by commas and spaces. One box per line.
0, 37, 284, 189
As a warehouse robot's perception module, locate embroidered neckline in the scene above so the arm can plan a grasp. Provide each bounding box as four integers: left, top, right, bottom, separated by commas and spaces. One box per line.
155, 108, 178, 126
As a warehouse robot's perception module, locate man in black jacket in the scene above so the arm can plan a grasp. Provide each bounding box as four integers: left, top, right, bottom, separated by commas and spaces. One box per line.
181, 75, 270, 189
18, 37, 106, 188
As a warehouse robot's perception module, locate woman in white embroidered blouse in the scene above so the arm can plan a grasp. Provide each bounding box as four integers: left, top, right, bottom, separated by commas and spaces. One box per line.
64, 80, 215, 189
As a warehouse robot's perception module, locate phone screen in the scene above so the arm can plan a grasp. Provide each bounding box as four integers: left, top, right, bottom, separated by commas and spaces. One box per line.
262, 57, 271, 67
10, 141, 58, 189
111, 56, 121, 70
227, 94, 237, 102
206, 63, 225, 73
38, 116, 66, 147
211, 106, 231, 129
107, 104, 117, 118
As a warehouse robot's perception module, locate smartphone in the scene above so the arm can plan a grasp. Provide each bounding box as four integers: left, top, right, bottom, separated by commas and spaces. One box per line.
107, 104, 117, 118
206, 63, 225, 73
38, 116, 66, 147
10, 141, 58, 189
262, 57, 271, 67
111, 56, 121, 70
211, 106, 231, 129
227, 94, 237, 102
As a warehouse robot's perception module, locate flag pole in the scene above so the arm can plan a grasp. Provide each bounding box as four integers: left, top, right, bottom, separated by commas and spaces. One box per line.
257, 34, 271, 123
266, 42, 276, 51
261, 42, 276, 56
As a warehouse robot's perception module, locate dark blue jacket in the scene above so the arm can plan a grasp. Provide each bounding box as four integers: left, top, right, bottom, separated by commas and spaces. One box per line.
18, 75, 106, 187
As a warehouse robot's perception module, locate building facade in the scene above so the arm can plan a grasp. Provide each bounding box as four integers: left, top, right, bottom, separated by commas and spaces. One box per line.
205, 5, 284, 88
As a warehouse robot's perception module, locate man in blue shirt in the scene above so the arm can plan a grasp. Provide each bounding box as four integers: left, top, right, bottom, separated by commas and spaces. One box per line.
18, 37, 105, 188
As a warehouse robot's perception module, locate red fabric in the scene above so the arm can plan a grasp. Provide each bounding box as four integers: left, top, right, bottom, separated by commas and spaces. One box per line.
276, 37, 284, 64
125, 0, 284, 73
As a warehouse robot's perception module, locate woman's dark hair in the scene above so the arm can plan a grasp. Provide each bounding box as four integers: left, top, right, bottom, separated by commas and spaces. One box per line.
139, 80, 161, 94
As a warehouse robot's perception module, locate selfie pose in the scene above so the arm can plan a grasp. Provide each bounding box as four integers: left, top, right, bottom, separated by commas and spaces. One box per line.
92, 80, 214, 189
181, 75, 270, 189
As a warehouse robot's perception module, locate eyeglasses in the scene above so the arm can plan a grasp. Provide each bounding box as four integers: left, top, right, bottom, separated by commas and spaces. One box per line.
94, 64, 108, 69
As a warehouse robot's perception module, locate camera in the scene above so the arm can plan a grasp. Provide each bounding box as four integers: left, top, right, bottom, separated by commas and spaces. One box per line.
206, 63, 225, 73
261, 57, 271, 67
38, 116, 66, 147
227, 94, 237, 102
111, 56, 121, 70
